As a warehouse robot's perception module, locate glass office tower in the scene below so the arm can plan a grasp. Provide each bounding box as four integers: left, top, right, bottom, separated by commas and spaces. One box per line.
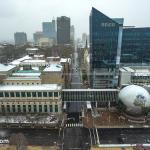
90, 7, 123, 88
121, 27, 150, 64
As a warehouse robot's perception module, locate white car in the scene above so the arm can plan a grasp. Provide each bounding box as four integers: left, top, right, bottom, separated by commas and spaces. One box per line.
0, 139, 9, 144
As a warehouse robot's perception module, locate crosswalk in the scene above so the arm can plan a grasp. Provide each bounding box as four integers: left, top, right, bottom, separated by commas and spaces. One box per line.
65, 123, 83, 128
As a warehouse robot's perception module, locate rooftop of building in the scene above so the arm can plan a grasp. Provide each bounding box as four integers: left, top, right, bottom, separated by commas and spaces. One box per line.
0, 84, 61, 91
22, 59, 46, 63
4, 76, 41, 81
0, 64, 16, 72
43, 63, 63, 72
12, 70, 41, 77
26, 48, 39, 51
120, 66, 150, 76
10, 55, 32, 66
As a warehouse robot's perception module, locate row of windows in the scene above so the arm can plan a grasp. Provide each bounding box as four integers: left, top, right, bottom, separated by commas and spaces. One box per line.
5, 82, 40, 85
1, 104, 58, 113
62, 91, 118, 102
0, 91, 59, 98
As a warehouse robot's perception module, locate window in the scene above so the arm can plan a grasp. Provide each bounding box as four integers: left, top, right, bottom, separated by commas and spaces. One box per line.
0, 92, 3, 97
44, 105, 47, 112
32, 92, 36, 97
49, 92, 52, 97
27, 92, 31, 97
21, 92, 26, 97
17, 105, 21, 112
16, 92, 20, 97
33, 105, 37, 112
43, 92, 47, 97
4, 92, 9, 97
23, 105, 26, 113
12, 105, 15, 112
55, 105, 58, 112
54, 92, 58, 97
10, 92, 14, 97
38, 92, 42, 97
1, 105, 5, 113
49, 105, 53, 112
7, 105, 10, 112
39, 105, 42, 112
28, 105, 32, 112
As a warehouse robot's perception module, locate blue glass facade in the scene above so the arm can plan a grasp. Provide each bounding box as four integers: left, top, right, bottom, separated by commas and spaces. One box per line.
90, 8, 122, 70
90, 7, 123, 88
121, 27, 150, 63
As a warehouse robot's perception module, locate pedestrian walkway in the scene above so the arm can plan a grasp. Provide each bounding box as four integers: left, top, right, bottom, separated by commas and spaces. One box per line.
65, 123, 83, 127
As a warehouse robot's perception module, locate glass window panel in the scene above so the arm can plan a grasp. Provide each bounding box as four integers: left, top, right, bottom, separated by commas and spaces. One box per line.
43, 92, 47, 97
55, 105, 58, 112
32, 92, 36, 97
54, 92, 58, 97
27, 92, 31, 97
23, 105, 26, 113
39, 105, 42, 112
44, 105, 47, 112
21, 92, 26, 97
38, 92, 42, 97
16, 92, 20, 97
10, 92, 14, 97
33, 105, 37, 112
5, 92, 9, 97
49, 92, 52, 97
0, 92, 3, 97
49, 105, 53, 112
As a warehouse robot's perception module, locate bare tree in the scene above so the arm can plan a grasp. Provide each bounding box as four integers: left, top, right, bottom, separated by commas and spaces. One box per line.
9, 133, 28, 150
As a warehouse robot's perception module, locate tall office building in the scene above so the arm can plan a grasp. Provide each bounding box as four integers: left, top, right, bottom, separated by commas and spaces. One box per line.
121, 27, 150, 64
57, 16, 70, 45
14, 32, 27, 46
33, 31, 44, 45
42, 19, 56, 40
90, 7, 123, 88
70, 25, 75, 44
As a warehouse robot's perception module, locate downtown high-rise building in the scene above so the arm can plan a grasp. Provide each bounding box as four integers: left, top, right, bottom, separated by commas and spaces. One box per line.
42, 19, 56, 40
57, 16, 70, 45
33, 31, 44, 45
70, 25, 75, 45
121, 27, 150, 64
90, 7, 123, 88
14, 32, 27, 46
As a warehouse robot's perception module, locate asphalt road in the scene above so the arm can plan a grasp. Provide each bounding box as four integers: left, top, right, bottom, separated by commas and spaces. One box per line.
98, 128, 150, 144
0, 128, 59, 146
67, 43, 86, 113
62, 127, 91, 150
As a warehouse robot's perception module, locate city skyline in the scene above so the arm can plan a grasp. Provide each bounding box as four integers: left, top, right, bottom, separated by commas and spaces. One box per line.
0, 0, 150, 42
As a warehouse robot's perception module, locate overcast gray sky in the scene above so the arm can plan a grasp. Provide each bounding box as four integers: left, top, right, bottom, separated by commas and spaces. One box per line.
0, 0, 150, 42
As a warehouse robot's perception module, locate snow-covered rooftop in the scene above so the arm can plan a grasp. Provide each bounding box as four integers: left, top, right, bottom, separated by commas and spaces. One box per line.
0, 64, 16, 72
43, 63, 63, 72
4, 76, 41, 81
0, 84, 62, 91
10, 55, 32, 66
26, 48, 39, 51
12, 72, 41, 77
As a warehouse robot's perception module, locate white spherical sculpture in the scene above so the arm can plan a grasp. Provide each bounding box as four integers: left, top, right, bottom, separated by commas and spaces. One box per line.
119, 85, 150, 115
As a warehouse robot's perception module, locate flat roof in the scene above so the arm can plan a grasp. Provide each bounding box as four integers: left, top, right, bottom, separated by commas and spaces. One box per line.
22, 60, 46, 63
0, 64, 16, 72
43, 63, 62, 72
4, 76, 41, 81
123, 67, 134, 72
10, 55, 32, 65
26, 48, 39, 51
12, 72, 41, 77
62, 89, 119, 92
0, 84, 62, 91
